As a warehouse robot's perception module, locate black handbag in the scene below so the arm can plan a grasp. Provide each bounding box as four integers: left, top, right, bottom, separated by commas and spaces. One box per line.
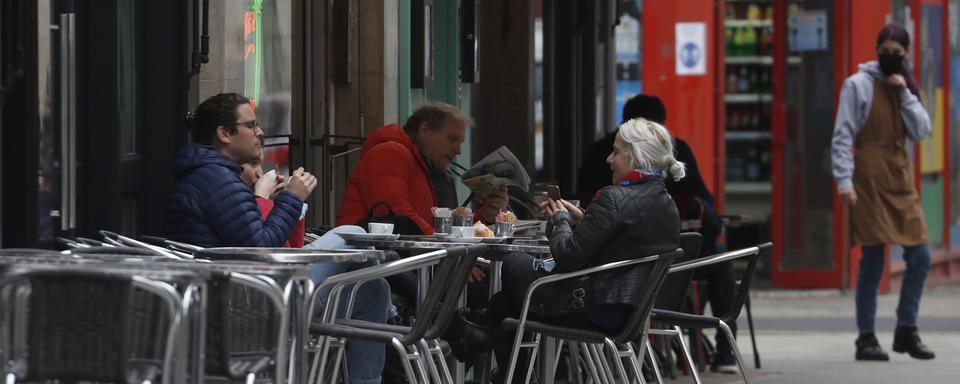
531, 277, 592, 317
354, 201, 425, 236
498, 253, 593, 318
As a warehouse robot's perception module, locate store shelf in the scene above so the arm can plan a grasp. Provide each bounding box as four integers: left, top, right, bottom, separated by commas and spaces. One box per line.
726, 131, 771, 141
726, 56, 773, 65
725, 94, 772, 103
725, 19, 772, 28
725, 181, 772, 194
725, 56, 803, 65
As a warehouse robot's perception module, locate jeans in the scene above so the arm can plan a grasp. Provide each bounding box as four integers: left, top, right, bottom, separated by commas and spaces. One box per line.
855, 244, 931, 333
306, 226, 391, 384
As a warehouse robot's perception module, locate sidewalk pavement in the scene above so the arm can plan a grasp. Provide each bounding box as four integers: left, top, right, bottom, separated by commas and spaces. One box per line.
660, 284, 960, 383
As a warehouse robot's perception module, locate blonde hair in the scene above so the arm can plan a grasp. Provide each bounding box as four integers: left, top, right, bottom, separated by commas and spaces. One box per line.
617, 118, 686, 181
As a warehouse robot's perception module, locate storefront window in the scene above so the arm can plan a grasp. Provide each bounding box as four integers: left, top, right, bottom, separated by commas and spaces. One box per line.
233, 0, 292, 174
614, 0, 643, 126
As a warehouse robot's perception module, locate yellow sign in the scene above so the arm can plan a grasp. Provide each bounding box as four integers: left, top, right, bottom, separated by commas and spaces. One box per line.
920, 88, 944, 174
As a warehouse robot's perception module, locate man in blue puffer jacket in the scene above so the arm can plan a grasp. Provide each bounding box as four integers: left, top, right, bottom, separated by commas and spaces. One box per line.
165, 93, 317, 247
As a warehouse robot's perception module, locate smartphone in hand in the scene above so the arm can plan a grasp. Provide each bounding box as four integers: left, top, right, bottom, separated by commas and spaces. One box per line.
546, 185, 562, 201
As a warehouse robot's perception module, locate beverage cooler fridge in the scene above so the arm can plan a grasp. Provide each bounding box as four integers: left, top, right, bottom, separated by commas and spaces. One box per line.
642, 0, 948, 289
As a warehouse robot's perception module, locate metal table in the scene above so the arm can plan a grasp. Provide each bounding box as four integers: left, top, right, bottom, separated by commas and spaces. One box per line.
195, 247, 383, 263
341, 237, 552, 257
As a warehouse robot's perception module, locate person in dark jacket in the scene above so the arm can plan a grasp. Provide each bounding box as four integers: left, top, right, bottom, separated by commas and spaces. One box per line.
165, 92, 317, 248
585, 94, 740, 372
487, 117, 683, 383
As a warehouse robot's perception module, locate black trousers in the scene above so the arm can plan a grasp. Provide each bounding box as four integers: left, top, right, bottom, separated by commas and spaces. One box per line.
691, 219, 738, 355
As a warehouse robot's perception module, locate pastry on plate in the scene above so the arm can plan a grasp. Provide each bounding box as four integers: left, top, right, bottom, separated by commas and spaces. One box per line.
473, 221, 495, 237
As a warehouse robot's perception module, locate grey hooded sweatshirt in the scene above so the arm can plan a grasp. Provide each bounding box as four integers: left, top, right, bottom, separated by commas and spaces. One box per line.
830, 61, 932, 189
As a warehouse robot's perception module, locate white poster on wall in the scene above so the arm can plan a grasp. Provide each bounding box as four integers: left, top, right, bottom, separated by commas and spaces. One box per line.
675, 22, 706, 76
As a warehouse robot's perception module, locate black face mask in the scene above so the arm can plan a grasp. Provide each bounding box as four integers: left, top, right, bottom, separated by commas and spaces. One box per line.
878, 52, 905, 76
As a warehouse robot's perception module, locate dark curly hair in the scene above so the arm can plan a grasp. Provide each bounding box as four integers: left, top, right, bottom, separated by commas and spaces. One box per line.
622, 94, 666, 125
189, 93, 251, 145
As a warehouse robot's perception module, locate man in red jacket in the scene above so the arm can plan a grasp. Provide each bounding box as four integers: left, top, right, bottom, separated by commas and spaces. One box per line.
336, 102, 504, 235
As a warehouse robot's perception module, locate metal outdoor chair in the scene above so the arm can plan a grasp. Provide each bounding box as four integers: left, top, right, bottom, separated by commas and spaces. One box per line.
0, 269, 184, 384
499, 248, 684, 384
646, 232, 704, 383
308, 245, 484, 383
101, 234, 292, 384
204, 272, 290, 384
649, 242, 773, 384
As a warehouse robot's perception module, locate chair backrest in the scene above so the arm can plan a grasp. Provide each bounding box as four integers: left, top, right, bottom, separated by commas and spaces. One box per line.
723, 242, 773, 324
653, 232, 702, 311
422, 245, 482, 340
205, 273, 286, 380
613, 248, 684, 343
399, 244, 484, 344
1, 270, 179, 383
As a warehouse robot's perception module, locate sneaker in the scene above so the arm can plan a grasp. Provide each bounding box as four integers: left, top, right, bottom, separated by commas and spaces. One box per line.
855, 333, 890, 361
892, 325, 936, 360
711, 352, 739, 374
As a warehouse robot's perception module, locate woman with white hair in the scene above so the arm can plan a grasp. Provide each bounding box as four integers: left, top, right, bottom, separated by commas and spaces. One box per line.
485, 118, 684, 383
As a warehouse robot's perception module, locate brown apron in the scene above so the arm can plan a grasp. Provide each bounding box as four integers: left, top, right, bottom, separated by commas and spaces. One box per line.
850, 79, 927, 246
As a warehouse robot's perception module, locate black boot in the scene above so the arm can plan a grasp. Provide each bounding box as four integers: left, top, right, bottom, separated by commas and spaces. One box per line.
855, 333, 889, 361
892, 325, 936, 360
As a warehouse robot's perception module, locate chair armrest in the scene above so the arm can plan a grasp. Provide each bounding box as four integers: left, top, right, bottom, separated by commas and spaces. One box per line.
650, 309, 721, 329
333, 318, 411, 334
668, 245, 760, 273
310, 249, 449, 324
667, 242, 772, 324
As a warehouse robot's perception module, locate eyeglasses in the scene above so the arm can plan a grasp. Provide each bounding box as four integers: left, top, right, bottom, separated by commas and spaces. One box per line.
232, 120, 260, 130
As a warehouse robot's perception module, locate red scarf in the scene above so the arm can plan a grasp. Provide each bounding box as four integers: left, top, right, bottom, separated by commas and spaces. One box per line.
592, 169, 662, 202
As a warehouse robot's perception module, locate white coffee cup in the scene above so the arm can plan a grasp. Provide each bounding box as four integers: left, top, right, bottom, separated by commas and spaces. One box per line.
263, 169, 278, 185
368, 223, 395, 235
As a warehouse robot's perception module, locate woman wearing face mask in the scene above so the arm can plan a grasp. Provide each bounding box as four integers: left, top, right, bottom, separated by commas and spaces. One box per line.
831, 24, 934, 362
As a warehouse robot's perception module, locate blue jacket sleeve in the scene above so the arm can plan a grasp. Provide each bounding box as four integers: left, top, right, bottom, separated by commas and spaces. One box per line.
199, 170, 303, 247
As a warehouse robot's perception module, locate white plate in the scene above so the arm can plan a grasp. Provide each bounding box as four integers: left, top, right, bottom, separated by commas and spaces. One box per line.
335, 232, 400, 242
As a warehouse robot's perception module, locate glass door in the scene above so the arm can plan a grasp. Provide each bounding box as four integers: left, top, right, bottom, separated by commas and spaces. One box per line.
35, 0, 77, 246
771, 0, 840, 287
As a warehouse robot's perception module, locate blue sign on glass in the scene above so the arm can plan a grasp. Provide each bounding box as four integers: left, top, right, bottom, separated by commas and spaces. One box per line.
788, 10, 828, 52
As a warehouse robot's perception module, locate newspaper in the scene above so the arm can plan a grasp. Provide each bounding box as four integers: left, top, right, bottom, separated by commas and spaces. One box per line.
460, 146, 531, 198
